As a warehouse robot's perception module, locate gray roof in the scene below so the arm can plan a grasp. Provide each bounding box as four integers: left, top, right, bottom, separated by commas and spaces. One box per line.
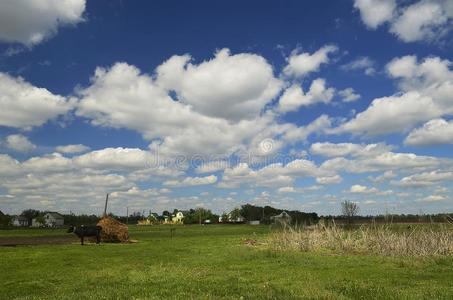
45, 212, 64, 219
272, 211, 291, 219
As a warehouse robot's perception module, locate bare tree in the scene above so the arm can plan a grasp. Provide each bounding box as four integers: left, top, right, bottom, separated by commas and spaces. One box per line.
341, 200, 359, 224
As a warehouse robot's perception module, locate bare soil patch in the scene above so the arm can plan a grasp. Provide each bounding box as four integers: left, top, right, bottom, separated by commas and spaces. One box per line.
0, 235, 78, 246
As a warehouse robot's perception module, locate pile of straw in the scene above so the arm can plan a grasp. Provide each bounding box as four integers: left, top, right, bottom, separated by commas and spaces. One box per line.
97, 216, 129, 243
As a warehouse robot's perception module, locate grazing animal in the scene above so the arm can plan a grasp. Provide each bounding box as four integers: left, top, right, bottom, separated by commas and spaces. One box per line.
67, 225, 102, 245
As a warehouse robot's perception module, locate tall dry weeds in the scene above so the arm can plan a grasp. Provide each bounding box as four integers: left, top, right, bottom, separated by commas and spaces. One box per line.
266, 222, 453, 257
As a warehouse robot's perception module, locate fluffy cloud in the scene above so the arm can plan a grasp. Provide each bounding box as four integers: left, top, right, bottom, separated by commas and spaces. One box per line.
0, 73, 72, 129
77, 62, 252, 156
163, 175, 217, 187
219, 159, 325, 188
55, 144, 90, 154
3, 134, 36, 152
336, 55, 453, 136
281, 115, 332, 142
21, 153, 73, 173
195, 160, 230, 174
0, 154, 21, 176
77, 50, 332, 158
277, 79, 335, 113
405, 118, 453, 146
390, 0, 452, 42
0, 146, 187, 213
353, 0, 396, 29
418, 195, 447, 202
335, 91, 440, 135
310, 142, 392, 158
338, 88, 360, 103
156, 48, 282, 121
277, 185, 322, 193
369, 170, 397, 183
283, 45, 338, 77
354, 0, 453, 43
316, 175, 342, 185
349, 184, 379, 194
73, 147, 156, 171
395, 170, 453, 187
341, 57, 376, 76
0, 0, 86, 46
321, 151, 442, 174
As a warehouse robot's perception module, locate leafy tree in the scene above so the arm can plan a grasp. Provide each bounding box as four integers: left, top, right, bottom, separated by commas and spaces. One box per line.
20, 209, 41, 224
0, 211, 11, 227
35, 215, 46, 226
229, 207, 243, 222
221, 212, 229, 223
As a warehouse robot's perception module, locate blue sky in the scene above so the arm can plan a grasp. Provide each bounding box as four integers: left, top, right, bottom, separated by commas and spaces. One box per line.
0, 0, 452, 216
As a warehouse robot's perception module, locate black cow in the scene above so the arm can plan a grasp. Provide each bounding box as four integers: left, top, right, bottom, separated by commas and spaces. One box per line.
67, 225, 102, 245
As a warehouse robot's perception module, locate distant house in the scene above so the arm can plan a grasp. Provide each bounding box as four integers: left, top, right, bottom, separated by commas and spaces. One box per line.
138, 213, 159, 226
271, 211, 292, 225
11, 216, 29, 227
43, 212, 64, 227
172, 211, 184, 224
248, 220, 260, 225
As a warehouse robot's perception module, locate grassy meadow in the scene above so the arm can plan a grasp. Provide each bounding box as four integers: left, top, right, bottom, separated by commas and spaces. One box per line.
1, 224, 453, 299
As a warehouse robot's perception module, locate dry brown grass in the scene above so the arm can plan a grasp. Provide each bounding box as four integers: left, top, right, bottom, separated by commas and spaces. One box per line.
266, 222, 453, 257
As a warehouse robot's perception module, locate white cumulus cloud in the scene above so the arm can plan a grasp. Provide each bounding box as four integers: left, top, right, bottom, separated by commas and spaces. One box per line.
405, 118, 453, 146
283, 45, 338, 78
0, 0, 86, 46
0, 73, 72, 129
277, 79, 335, 113
55, 144, 90, 154
4, 134, 36, 152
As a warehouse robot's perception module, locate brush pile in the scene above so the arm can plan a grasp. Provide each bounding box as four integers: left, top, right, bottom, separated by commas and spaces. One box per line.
97, 216, 129, 243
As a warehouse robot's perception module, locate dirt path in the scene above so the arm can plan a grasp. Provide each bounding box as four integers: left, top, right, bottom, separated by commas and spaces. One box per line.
0, 235, 78, 246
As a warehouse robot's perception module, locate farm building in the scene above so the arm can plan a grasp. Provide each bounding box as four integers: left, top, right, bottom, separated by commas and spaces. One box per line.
11, 216, 29, 227
271, 211, 292, 225
43, 212, 64, 227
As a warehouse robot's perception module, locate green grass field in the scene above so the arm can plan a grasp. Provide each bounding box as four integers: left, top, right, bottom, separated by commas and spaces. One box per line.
1, 225, 452, 299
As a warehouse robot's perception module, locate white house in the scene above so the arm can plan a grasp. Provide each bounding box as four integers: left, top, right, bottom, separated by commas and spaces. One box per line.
11, 216, 29, 227
43, 212, 64, 227
172, 211, 184, 224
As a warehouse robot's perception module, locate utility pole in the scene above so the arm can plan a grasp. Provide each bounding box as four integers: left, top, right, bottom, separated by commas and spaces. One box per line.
126, 206, 129, 225
103, 193, 109, 217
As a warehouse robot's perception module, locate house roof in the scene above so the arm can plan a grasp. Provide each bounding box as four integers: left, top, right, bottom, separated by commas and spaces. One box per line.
14, 215, 28, 221
272, 211, 291, 219
45, 212, 64, 219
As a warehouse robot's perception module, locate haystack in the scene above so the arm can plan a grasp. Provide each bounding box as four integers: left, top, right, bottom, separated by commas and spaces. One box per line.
97, 216, 129, 243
